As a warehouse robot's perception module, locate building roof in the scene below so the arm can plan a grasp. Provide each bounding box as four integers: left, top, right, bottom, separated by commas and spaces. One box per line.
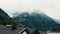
0, 28, 26, 34
6, 25, 12, 26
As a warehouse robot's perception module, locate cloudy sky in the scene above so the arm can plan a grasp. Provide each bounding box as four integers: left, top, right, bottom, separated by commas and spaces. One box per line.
0, 0, 60, 20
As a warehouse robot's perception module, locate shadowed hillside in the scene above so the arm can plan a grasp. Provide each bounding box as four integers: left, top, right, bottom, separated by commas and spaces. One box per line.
0, 8, 17, 27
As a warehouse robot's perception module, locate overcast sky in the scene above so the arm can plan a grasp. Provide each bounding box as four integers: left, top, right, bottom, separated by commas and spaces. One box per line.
0, 0, 60, 20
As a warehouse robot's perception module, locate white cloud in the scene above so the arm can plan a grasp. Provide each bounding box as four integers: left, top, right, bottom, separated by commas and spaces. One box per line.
0, 0, 60, 20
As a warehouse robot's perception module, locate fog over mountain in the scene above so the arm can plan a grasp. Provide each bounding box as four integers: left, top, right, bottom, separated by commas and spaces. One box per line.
0, 0, 60, 33
0, 0, 60, 20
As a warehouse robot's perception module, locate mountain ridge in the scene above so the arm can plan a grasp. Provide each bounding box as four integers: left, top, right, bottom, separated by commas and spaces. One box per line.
12, 10, 58, 31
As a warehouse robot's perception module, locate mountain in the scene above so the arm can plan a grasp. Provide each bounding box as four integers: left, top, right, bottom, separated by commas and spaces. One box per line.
52, 18, 60, 24
12, 10, 58, 31
0, 8, 16, 26
0, 8, 9, 17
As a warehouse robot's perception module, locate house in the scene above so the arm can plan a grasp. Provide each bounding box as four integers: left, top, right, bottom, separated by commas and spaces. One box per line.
18, 28, 29, 34
0, 28, 29, 34
0, 25, 29, 34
